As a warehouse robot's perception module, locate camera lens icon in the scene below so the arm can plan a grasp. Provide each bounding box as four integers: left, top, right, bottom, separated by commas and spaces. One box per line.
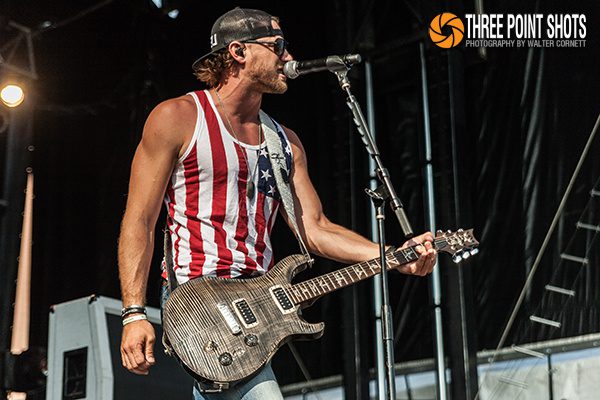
429, 13, 464, 48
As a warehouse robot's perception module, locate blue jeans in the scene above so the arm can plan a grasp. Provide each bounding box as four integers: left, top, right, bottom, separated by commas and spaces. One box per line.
193, 363, 283, 400
160, 283, 284, 400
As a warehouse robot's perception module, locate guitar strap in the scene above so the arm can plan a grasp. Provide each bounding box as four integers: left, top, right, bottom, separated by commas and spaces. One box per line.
164, 228, 178, 293
259, 110, 312, 264
162, 228, 176, 357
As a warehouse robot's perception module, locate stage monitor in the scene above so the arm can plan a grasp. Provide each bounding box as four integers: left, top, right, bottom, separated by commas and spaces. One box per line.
46, 295, 194, 400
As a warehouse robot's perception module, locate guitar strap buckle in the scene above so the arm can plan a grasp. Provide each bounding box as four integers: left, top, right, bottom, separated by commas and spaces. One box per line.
196, 381, 230, 393
161, 332, 174, 357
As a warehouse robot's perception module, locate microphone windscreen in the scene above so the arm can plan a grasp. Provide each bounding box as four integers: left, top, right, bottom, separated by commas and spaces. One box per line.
283, 61, 299, 79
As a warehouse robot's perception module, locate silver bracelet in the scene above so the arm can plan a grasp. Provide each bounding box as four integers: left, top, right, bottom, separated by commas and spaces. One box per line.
122, 308, 147, 319
121, 305, 146, 317
122, 314, 148, 326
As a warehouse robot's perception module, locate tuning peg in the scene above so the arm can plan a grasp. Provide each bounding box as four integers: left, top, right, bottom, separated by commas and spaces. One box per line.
469, 248, 479, 256
436, 229, 443, 235
452, 254, 462, 263
461, 252, 471, 260
458, 228, 464, 233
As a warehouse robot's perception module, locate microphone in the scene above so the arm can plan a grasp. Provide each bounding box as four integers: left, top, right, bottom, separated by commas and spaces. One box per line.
283, 54, 362, 79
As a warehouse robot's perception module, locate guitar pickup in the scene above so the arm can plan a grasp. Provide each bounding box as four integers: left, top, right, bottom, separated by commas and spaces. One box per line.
232, 299, 258, 328
270, 286, 295, 314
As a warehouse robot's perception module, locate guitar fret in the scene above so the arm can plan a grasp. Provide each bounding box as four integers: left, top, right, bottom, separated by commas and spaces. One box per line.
282, 287, 296, 305
318, 277, 331, 291
326, 274, 337, 290
290, 286, 304, 303
347, 269, 356, 282
394, 250, 405, 264
333, 271, 348, 286
354, 264, 367, 278
339, 268, 354, 283
300, 283, 311, 297
398, 248, 408, 262
307, 280, 321, 296
367, 260, 380, 274
409, 247, 418, 261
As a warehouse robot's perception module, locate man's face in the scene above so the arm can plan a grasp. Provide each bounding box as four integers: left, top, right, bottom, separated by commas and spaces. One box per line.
244, 21, 293, 94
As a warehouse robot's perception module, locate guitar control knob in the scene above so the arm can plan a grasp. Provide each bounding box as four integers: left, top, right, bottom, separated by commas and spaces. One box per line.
244, 334, 259, 347
218, 352, 233, 366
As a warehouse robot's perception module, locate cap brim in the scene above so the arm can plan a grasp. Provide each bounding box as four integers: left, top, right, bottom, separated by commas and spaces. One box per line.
192, 52, 213, 71
192, 43, 227, 70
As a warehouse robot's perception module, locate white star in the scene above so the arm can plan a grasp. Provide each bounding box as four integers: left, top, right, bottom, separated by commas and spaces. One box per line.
285, 144, 292, 155
268, 185, 276, 195
259, 148, 268, 158
261, 169, 272, 181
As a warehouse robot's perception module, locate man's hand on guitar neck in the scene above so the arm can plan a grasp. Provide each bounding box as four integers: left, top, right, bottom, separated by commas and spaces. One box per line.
121, 319, 156, 375
395, 231, 437, 276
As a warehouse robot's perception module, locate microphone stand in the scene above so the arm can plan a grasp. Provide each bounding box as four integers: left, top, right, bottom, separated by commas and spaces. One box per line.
332, 66, 413, 400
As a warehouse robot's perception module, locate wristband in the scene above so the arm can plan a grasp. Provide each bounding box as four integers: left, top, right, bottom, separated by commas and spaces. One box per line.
122, 304, 145, 312
122, 314, 148, 326
121, 305, 146, 318
121, 308, 147, 319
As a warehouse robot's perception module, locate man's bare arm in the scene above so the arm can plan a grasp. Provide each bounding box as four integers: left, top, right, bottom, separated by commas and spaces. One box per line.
280, 127, 436, 276
118, 97, 194, 374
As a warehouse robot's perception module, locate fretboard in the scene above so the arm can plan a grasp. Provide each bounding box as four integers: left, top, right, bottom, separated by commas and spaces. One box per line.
287, 239, 446, 305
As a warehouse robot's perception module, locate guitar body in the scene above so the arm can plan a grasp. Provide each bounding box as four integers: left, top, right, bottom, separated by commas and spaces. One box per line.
162, 254, 324, 385
161, 228, 479, 386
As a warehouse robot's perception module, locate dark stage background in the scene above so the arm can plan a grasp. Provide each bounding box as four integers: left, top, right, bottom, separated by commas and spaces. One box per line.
1, 0, 599, 394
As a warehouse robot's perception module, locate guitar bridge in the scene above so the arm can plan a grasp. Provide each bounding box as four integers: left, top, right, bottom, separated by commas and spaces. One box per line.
217, 302, 242, 335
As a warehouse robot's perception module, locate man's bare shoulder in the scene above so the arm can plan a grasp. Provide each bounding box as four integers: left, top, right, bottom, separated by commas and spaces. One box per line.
147, 95, 196, 128
142, 94, 197, 153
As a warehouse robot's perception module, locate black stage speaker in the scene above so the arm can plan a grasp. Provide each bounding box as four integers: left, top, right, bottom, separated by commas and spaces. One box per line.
46, 295, 194, 400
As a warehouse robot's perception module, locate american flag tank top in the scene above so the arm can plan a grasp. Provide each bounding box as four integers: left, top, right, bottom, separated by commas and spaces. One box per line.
162, 90, 293, 284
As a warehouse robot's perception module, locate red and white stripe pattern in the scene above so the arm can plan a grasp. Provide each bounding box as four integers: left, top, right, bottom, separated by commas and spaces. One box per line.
162, 90, 293, 284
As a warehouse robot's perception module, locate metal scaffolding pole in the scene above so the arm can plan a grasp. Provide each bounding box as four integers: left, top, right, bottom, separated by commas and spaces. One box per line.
364, 59, 386, 400
419, 41, 448, 400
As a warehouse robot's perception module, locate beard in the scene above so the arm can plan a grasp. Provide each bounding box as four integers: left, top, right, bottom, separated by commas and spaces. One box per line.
248, 63, 288, 94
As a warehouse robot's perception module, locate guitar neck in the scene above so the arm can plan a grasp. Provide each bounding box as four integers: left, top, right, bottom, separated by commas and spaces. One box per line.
287, 239, 445, 305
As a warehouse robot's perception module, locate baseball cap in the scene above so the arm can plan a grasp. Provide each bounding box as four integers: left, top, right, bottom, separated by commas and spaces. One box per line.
192, 7, 283, 70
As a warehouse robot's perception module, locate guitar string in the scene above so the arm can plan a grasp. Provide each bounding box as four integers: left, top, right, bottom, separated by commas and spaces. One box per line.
198, 237, 463, 309
175, 237, 470, 335
169, 241, 441, 329
283, 239, 447, 304
286, 236, 472, 303
207, 260, 391, 308
235, 243, 441, 306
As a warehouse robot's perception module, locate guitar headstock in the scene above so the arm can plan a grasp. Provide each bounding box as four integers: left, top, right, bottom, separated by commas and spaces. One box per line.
434, 229, 479, 263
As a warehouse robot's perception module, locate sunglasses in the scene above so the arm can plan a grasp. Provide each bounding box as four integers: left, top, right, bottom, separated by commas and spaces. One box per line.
241, 37, 289, 58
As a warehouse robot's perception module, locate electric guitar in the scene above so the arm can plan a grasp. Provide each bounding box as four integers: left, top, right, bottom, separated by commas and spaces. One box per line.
162, 229, 479, 387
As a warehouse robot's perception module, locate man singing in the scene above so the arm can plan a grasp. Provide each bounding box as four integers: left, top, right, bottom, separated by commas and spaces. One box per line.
118, 7, 437, 399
